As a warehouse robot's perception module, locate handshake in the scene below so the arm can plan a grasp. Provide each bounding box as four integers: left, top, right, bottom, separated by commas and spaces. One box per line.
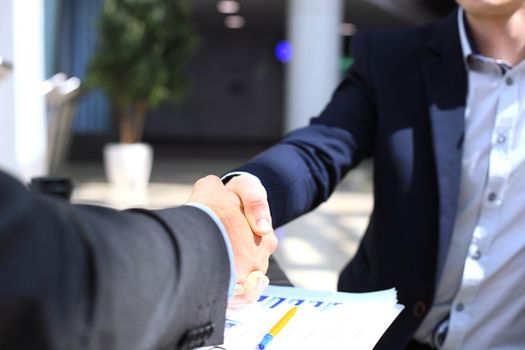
187, 173, 278, 308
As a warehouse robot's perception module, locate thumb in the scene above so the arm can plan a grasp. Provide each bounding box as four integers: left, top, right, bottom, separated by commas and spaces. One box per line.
226, 173, 273, 236
228, 271, 269, 310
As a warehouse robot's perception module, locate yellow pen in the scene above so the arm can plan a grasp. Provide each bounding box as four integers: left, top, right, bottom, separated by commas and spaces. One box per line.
257, 306, 298, 349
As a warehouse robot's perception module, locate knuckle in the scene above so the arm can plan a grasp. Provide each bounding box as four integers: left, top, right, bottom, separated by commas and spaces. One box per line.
195, 175, 222, 189
245, 196, 270, 212
233, 178, 268, 199
248, 190, 267, 202
267, 234, 278, 252
203, 174, 221, 184
194, 177, 206, 187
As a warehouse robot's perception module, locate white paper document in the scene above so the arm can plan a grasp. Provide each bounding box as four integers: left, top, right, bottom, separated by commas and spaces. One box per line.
199, 285, 404, 350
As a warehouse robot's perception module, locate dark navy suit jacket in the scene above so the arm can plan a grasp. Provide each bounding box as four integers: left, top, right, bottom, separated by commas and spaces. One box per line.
236, 8, 467, 349
0, 171, 230, 350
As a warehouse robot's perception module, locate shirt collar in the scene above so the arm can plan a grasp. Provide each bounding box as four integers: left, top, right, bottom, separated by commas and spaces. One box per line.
458, 7, 513, 74
458, 7, 473, 60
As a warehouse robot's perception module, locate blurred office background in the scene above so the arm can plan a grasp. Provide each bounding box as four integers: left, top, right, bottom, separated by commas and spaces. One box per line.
60, 0, 454, 158
0, 0, 455, 290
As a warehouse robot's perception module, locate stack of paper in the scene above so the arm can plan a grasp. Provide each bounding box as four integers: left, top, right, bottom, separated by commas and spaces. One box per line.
200, 285, 404, 350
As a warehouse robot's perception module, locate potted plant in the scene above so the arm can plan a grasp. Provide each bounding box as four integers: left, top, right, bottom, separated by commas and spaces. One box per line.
87, 0, 198, 189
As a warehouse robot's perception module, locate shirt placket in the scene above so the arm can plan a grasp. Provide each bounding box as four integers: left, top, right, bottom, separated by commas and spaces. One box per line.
443, 69, 519, 349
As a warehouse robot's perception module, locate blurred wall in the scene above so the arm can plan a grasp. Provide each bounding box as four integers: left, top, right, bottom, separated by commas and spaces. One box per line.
64, 0, 456, 160
0, 0, 47, 180
0, 1, 16, 174
145, 18, 285, 144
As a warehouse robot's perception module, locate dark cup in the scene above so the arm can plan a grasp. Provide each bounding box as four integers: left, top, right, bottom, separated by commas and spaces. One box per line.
29, 176, 74, 201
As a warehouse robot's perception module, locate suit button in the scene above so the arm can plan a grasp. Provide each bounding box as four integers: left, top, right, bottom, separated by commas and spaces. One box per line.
413, 300, 427, 318
178, 322, 215, 349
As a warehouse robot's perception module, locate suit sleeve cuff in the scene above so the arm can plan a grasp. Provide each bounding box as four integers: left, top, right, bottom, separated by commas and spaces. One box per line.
185, 203, 236, 299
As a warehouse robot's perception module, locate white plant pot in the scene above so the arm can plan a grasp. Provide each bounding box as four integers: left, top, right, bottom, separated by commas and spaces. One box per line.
103, 143, 153, 190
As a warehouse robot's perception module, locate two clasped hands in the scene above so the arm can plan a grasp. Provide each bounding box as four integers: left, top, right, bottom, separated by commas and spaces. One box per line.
187, 173, 277, 308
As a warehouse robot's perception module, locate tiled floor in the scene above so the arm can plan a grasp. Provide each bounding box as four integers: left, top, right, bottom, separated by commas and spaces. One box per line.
69, 157, 373, 292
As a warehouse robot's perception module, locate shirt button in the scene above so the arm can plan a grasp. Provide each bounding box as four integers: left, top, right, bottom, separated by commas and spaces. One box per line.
413, 300, 427, 318
456, 303, 464, 312
488, 193, 497, 202
471, 249, 482, 260
506, 76, 514, 85
497, 135, 506, 143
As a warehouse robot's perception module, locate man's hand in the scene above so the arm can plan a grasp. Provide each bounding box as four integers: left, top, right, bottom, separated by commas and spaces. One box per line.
224, 173, 273, 237
222, 173, 277, 307
187, 176, 277, 296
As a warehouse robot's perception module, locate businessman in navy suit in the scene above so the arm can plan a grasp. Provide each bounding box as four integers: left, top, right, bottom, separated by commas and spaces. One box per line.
0, 171, 276, 350
219, 0, 525, 348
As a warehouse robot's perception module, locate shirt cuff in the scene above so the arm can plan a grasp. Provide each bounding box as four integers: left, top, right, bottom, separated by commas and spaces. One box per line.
220, 171, 252, 184
186, 203, 236, 299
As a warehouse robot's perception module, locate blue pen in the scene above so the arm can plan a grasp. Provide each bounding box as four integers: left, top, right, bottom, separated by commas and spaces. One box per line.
257, 306, 298, 349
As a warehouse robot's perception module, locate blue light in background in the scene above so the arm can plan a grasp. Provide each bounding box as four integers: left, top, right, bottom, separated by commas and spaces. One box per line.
275, 41, 292, 63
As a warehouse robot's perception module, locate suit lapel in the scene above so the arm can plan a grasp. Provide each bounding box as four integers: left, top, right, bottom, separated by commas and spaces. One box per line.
421, 8, 467, 283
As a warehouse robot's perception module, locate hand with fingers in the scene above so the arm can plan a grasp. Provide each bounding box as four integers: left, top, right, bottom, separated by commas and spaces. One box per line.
187, 175, 277, 307
223, 173, 276, 307
224, 173, 274, 237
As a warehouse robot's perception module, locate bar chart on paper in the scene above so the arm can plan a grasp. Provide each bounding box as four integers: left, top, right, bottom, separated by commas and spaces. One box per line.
200, 285, 404, 350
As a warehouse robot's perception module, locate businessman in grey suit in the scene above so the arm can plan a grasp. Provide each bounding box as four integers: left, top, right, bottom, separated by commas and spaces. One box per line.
0, 170, 276, 350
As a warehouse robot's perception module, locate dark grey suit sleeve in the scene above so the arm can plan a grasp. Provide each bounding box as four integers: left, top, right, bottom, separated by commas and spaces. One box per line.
0, 172, 230, 350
